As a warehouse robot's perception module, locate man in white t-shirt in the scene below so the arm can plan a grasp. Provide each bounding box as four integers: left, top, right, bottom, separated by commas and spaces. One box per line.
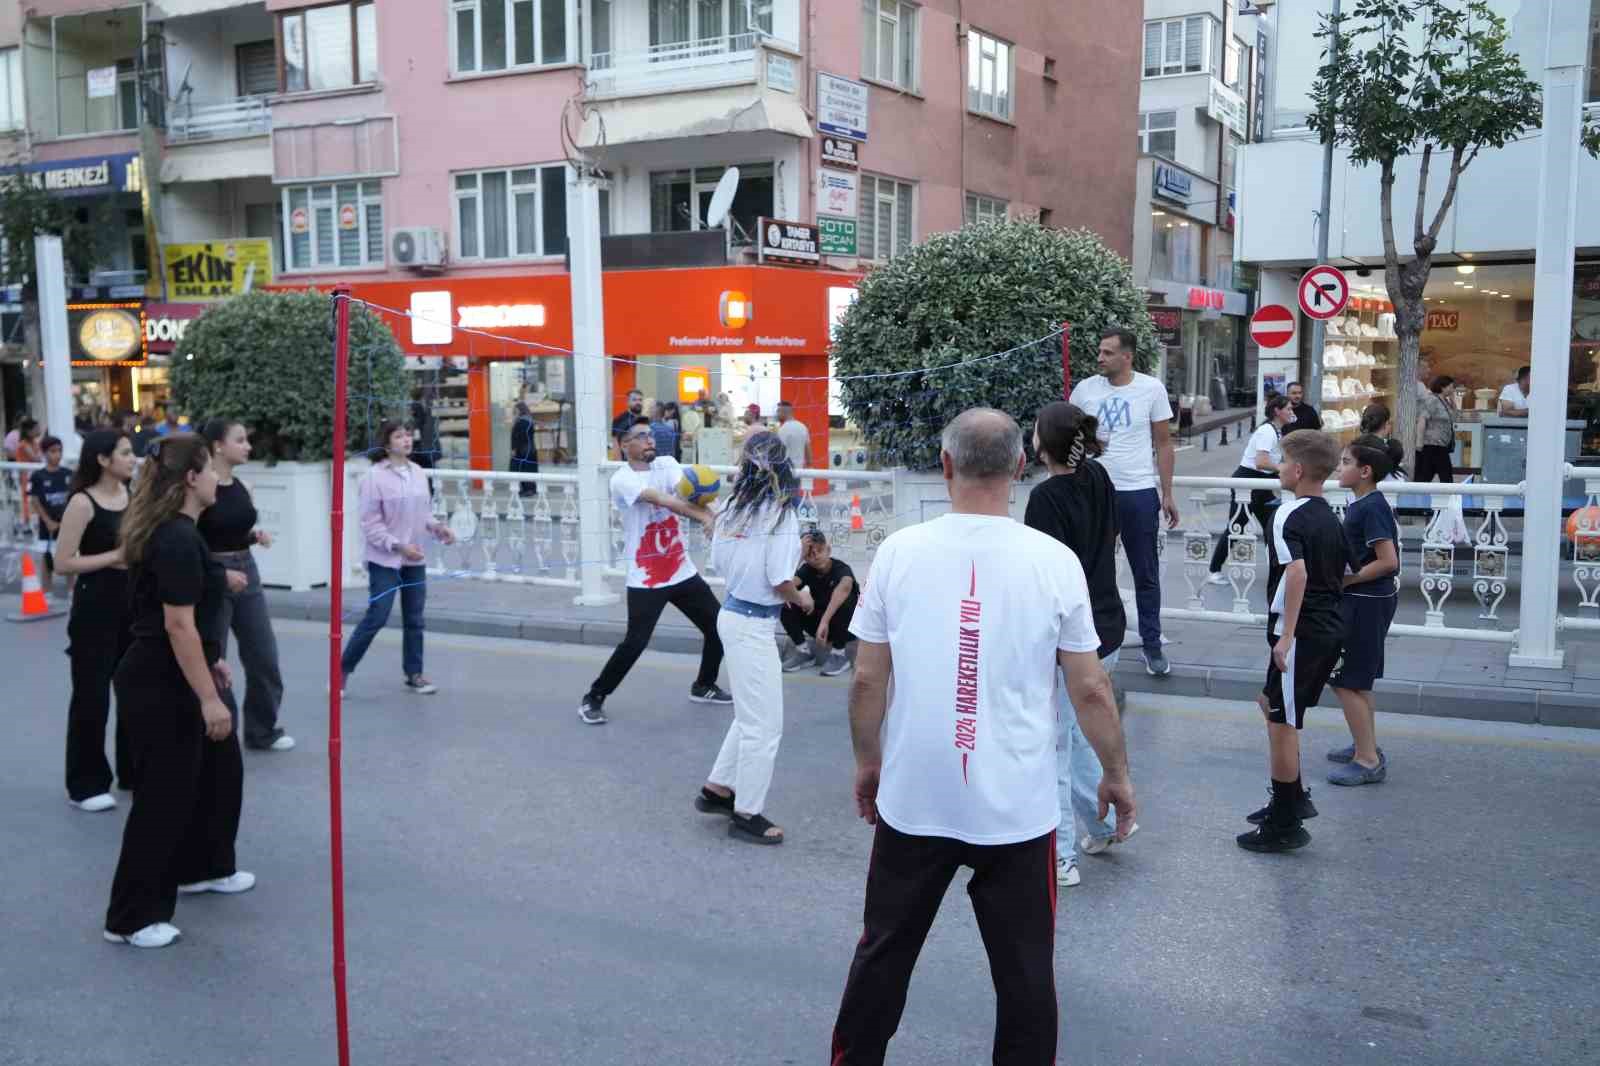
1497, 366, 1530, 417
831, 408, 1135, 1066
1069, 328, 1178, 676
774, 400, 811, 469
579, 420, 733, 725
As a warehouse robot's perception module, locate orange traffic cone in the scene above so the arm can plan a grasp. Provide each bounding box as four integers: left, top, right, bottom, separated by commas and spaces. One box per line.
7, 553, 66, 623
850, 494, 865, 532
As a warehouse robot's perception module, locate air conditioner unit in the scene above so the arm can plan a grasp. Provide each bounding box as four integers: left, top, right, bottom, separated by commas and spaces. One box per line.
391, 227, 445, 268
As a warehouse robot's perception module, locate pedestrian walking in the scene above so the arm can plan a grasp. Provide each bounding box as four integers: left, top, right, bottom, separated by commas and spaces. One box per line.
200, 419, 295, 752
1326, 434, 1405, 787
104, 434, 252, 949
339, 420, 456, 696
1024, 402, 1138, 888
1206, 394, 1294, 585
1069, 328, 1179, 676
579, 419, 731, 725
1414, 376, 1458, 484
779, 528, 858, 677
696, 432, 809, 845
510, 401, 540, 497
1237, 431, 1346, 853
53, 429, 136, 811
28, 435, 71, 589
831, 409, 1135, 1065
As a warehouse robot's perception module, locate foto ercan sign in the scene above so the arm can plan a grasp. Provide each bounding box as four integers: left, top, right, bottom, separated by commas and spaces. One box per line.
757, 218, 820, 266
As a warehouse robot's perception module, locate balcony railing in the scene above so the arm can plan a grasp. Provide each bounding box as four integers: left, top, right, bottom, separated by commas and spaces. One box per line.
168, 96, 271, 143
588, 34, 759, 97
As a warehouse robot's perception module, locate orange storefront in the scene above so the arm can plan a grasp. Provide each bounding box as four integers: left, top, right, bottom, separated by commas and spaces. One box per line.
336, 265, 858, 469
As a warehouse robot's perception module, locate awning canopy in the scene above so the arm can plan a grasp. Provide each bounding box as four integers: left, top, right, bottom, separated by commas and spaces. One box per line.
580, 87, 812, 150
160, 139, 272, 184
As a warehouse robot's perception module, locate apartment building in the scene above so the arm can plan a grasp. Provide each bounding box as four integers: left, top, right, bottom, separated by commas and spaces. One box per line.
0, 0, 1142, 463
1132, 0, 1273, 412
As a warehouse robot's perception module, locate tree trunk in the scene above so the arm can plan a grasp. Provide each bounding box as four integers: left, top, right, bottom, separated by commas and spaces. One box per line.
1387, 255, 1431, 469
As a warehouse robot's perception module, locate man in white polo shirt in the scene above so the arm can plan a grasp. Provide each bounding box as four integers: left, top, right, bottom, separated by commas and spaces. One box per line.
829, 408, 1136, 1066
1070, 328, 1179, 676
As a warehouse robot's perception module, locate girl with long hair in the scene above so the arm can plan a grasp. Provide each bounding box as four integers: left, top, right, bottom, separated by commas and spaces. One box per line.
53, 429, 137, 811
105, 434, 252, 949
1026, 402, 1136, 886
200, 419, 294, 752
1206, 394, 1295, 585
697, 431, 810, 845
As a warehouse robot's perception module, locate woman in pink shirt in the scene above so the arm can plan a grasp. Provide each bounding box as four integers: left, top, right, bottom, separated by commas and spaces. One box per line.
338, 420, 454, 695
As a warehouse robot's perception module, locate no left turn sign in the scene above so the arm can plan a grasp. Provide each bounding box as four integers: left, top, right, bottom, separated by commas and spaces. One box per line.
1299, 264, 1350, 320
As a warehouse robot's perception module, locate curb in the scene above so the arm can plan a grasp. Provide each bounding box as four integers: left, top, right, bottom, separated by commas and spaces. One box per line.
265, 597, 1596, 730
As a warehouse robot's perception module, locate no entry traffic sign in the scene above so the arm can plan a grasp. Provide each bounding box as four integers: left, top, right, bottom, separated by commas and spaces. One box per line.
1299, 264, 1350, 320
1250, 304, 1296, 349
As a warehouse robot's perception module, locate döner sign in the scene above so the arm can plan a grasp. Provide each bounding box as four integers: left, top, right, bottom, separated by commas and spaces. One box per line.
757, 218, 820, 266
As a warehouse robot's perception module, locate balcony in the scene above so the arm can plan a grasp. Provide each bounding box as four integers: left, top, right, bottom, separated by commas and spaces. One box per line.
168, 96, 270, 143
588, 34, 760, 98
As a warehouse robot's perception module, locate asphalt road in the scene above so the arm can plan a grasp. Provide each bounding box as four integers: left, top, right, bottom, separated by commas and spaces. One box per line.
3, 616, 1597, 1066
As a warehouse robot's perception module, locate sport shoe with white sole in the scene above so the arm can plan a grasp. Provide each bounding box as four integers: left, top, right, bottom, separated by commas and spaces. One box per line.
820, 650, 853, 677
246, 732, 296, 752
1144, 649, 1172, 677
404, 675, 438, 695
104, 923, 180, 948
1204, 573, 1230, 587
781, 648, 814, 673
578, 693, 607, 725
178, 871, 256, 895
689, 682, 733, 705
1080, 822, 1139, 855
69, 792, 117, 813
1055, 856, 1081, 887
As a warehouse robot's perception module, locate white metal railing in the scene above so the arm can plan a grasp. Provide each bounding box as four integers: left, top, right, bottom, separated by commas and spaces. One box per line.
588, 35, 759, 96
1557, 471, 1600, 633
168, 96, 271, 142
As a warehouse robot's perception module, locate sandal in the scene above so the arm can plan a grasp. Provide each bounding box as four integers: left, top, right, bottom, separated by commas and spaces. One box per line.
729, 812, 784, 846
695, 786, 735, 814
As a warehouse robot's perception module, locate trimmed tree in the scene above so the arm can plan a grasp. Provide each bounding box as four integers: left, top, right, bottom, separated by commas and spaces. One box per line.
1309, 0, 1600, 456
831, 220, 1157, 471
169, 289, 407, 462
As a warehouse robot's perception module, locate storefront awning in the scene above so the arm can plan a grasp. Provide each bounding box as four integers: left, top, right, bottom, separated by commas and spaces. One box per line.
580, 87, 813, 150
160, 139, 273, 185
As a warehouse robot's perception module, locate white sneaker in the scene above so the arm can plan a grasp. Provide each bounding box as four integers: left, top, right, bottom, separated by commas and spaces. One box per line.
1204, 573, 1229, 587
1080, 822, 1139, 856
268, 734, 296, 751
1055, 856, 1080, 887
104, 922, 180, 948
69, 792, 117, 813
178, 871, 257, 895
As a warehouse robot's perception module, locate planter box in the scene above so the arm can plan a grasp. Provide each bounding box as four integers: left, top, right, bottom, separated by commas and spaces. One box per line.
248, 461, 332, 590
891, 469, 1039, 529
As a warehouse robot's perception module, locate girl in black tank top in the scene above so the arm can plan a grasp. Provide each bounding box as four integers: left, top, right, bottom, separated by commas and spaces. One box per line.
52, 431, 137, 807
197, 479, 258, 553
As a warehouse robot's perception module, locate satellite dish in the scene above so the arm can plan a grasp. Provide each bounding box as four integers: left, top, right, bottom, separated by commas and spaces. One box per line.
705, 167, 740, 229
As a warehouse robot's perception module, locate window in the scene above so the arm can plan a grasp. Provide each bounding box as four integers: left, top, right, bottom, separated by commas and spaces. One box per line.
964, 194, 1006, 226
1150, 213, 1200, 284
281, 2, 378, 93
862, 1, 918, 90
237, 41, 278, 96
0, 48, 20, 131
966, 29, 1012, 120
650, 163, 773, 234
452, 0, 570, 74
281, 181, 383, 270
1143, 16, 1210, 78
454, 165, 570, 260
1139, 110, 1177, 159
858, 174, 914, 261
649, 0, 771, 51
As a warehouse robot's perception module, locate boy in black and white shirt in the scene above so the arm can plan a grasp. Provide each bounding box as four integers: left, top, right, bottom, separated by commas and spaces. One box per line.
1238, 430, 1346, 853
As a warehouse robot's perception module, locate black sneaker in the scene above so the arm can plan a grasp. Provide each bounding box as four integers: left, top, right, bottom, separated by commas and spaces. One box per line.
578, 693, 607, 726
1246, 788, 1319, 825
1236, 822, 1312, 852
689, 683, 733, 705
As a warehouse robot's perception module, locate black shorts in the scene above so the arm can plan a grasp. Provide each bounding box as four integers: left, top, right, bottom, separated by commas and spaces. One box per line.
1330, 595, 1398, 691
1261, 625, 1341, 729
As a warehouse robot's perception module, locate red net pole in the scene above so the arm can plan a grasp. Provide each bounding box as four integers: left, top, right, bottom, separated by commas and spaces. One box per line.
328, 286, 353, 1066
1061, 321, 1072, 399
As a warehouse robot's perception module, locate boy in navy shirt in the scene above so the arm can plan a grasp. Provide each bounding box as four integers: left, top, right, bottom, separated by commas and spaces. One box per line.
29, 435, 71, 588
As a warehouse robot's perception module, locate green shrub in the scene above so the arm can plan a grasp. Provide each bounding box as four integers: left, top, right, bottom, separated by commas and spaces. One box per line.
832, 220, 1156, 470
169, 289, 407, 463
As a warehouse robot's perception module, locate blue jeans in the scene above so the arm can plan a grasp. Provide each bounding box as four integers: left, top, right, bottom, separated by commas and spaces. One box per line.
340, 563, 426, 679
1116, 488, 1163, 652
1056, 650, 1120, 862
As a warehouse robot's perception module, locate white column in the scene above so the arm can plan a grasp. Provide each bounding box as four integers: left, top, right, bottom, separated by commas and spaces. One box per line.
33, 236, 82, 461
568, 172, 620, 607
1510, 0, 1584, 669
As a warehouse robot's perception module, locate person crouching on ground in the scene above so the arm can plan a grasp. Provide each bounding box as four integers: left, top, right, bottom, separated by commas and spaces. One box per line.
696, 432, 811, 845
780, 527, 858, 677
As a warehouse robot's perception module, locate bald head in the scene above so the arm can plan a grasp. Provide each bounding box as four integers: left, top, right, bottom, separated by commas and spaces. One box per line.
941, 408, 1024, 482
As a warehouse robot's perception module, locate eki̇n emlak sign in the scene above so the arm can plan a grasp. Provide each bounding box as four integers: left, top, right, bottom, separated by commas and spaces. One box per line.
162, 239, 276, 300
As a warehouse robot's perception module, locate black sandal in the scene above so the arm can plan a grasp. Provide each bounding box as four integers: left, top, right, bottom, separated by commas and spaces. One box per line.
695, 786, 735, 814
729, 812, 784, 846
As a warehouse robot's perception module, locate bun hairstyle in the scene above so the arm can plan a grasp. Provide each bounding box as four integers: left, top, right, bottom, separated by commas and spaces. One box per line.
1359, 403, 1391, 435
1349, 433, 1405, 482
1034, 402, 1103, 470
201, 417, 245, 454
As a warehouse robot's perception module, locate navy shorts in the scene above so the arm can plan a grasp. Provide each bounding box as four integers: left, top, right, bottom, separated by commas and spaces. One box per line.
1261, 623, 1341, 730
1330, 595, 1398, 691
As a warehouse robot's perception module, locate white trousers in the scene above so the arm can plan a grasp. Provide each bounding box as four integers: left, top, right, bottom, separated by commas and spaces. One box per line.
709, 608, 784, 816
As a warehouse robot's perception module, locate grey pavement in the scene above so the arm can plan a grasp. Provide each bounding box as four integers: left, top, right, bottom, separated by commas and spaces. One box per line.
3, 616, 1598, 1065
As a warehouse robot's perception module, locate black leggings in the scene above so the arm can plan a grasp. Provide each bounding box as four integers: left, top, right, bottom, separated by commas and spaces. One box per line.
1209, 466, 1278, 573
588, 576, 723, 698
1414, 444, 1454, 484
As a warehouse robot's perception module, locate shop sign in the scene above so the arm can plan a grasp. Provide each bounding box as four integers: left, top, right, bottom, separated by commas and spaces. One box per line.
409, 291, 454, 344
819, 216, 857, 257
1151, 309, 1183, 347
817, 72, 869, 142
817, 169, 858, 217
457, 304, 547, 329
162, 239, 275, 300
1153, 164, 1192, 204
767, 52, 796, 94
757, 218, 820, 266
69, 303, 147, 367
12, 153, 140, 198
820, 136, 859, 169
1207, 79, 1248, 139
1425, 309, 1460, 331
1187, 287, 1225, 311
144, 303, 207, 353
1253, 29, 1268, 143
